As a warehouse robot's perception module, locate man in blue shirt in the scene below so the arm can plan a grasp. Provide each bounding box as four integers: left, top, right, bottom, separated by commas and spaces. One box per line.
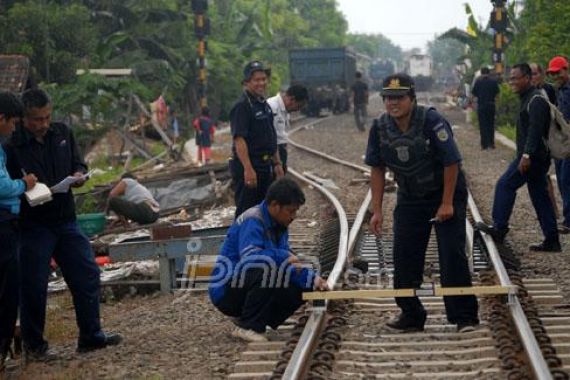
365, 73, 479, 333
209, 178, 328, 342
0, 92, 37, 374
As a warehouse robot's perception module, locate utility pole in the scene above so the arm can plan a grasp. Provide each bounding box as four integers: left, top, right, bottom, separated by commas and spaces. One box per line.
490, 0, 508, 75
191, 0, 210, 111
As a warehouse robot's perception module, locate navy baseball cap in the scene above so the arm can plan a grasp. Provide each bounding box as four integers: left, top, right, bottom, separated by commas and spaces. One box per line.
243, 61, 271, 81
381, 73, 415, 97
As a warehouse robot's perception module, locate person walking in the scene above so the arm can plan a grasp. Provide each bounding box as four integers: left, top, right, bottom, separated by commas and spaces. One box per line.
471, 67, 500, 150
351, 71, 369, 131
546, 56, 570, 234
366, 73, 479, 333
477, 63, 561, 252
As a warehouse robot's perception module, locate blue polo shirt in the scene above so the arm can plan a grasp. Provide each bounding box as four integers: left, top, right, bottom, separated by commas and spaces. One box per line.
209, 201, 315, 304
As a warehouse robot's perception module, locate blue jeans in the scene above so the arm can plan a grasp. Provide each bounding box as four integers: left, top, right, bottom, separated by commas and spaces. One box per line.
19, 221, 102, 350
493, 158, 558, 241
555, 158, 570, 227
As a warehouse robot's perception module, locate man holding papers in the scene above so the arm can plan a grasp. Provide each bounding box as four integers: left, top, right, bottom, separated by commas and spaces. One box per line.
0, 92, 37, 375
5, 89, 121, 360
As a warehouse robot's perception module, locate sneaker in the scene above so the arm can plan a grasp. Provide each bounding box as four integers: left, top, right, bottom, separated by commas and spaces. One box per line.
457, 322, 478, 333
23, 344, 58, 363
475, 222, 509, 243
231, 327, 268, 342
77, 332, 122, 353
385, 313, 425, 333
559, 224, 570, 235
529, 240, 562, 252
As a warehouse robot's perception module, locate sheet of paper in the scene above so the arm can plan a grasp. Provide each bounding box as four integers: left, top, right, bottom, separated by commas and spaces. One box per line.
50, 171, 92, 193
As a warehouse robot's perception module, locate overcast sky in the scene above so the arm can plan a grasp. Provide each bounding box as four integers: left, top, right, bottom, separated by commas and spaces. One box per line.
337, 0, 494, 51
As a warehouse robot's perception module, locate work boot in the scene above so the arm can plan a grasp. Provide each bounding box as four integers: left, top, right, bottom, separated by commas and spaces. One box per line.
475, 222, 509, 243
385, 313, 426, 333
529, 239, 562, 252
22, 343, 58, 364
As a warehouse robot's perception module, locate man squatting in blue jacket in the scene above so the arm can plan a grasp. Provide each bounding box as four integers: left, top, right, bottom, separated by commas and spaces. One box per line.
0, 92, 37, 374
209, 178, 329, 342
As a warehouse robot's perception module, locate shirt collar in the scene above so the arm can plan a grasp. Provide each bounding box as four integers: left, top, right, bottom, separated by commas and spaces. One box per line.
275, 93, 286, 113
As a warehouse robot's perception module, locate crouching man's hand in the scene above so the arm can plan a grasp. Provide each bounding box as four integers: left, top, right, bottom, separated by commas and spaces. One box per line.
313, 275, 329, 291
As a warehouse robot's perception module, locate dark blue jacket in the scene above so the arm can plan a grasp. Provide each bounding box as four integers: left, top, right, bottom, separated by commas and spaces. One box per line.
209, 201, 315, 304
5, 122, 87, 226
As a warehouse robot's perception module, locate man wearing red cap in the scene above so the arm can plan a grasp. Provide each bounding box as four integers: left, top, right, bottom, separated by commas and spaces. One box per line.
547, 56, 570, 233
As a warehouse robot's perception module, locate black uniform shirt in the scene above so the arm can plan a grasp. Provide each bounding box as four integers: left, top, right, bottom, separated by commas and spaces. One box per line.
351, 80, 368, 105
517, 87, 551, 160
5, 122, 87, 226
472, 75, 500, 106
230, 91, 276, 164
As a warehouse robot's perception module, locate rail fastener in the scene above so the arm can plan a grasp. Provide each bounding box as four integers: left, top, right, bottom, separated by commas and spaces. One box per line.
302, 285, 517, 301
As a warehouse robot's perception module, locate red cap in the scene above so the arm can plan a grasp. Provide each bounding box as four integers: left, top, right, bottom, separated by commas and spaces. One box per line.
547, 56, 569, 73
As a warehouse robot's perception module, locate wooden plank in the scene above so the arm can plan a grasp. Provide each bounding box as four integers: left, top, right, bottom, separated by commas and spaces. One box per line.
303, 285, 515, 301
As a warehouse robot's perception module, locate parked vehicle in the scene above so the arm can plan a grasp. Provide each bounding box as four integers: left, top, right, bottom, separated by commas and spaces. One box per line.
289, 47, 357, 116
407, 54, 434, 91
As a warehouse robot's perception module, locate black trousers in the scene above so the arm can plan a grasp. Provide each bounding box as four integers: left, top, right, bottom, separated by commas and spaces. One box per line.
230, 159, 274, 218
477, 104, 496, 149
0, 221, 19, 357
392, 196, 479, 324
214, 269, 305, 333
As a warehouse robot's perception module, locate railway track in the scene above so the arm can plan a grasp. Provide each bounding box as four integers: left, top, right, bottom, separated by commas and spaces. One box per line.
228, 112, 570, 379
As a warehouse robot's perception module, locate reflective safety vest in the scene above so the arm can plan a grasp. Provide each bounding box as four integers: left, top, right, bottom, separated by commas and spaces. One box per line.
376, 106, 443, 198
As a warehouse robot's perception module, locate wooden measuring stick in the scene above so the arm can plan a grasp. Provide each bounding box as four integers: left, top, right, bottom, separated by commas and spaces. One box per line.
302, 285, 515, 301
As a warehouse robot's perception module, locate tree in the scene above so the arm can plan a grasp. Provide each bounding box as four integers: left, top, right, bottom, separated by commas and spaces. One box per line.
347, 33, 403, 66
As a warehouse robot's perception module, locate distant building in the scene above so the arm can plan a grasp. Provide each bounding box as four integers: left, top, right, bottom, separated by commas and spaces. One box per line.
0, 55, 30, 93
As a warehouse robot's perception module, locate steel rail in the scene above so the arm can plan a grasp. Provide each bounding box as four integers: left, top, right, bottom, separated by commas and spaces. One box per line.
282, 167, 350, 380
468, 190, 553, 380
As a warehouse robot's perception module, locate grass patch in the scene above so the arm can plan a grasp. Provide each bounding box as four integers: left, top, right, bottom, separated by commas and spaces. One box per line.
498, 123, 516, 141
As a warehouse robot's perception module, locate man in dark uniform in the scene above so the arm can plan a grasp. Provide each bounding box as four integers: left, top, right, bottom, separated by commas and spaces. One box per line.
365, 73, 479, 333
351, 71, 369, 131
0, 93, 37, 374
477, 63, 561, 252
209, 178, 328, 342
5, 89, 121, 360
230, 61, 284, 218
471, 67, 500, 150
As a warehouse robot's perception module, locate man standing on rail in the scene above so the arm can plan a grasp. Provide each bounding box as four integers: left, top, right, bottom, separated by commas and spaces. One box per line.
477, 63, 560, 252
471, 67, 500, 150
365, 73, 479, 333
229, 61, 284, 218
209, 178, 328, 342
351, 71, 369, 132
5, 89, 121, 360
267, 84, 309, 174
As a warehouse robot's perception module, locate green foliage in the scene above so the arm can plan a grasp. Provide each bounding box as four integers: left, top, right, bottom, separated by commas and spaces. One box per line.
427, 38, 465, 77
347, 33, 403, 66
495, 82, 518, 131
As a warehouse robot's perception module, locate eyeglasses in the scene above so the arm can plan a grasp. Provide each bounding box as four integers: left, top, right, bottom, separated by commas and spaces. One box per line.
508, 75, 525, 82
531, 72, 540, 76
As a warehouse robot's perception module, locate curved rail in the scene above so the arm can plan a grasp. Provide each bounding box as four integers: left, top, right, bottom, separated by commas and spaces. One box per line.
468, 190, 553, 380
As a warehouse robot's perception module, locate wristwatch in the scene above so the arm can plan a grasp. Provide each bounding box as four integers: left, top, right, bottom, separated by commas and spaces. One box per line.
522, 153, 530, 159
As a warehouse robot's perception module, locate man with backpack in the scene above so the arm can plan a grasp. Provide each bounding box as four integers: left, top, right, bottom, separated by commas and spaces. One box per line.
477, 63, 561, 252
547, 56, 570, 234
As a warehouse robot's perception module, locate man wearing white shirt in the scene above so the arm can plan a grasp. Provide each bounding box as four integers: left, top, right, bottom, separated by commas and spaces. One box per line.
267, 85, 308, 173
